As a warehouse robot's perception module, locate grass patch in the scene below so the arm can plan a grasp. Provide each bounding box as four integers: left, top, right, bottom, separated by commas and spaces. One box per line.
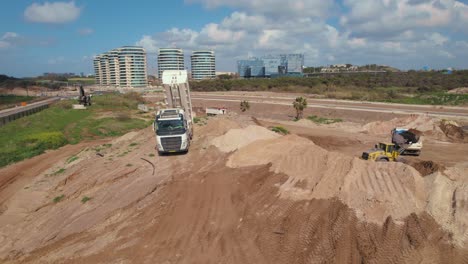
271, 126, 289, 135
148, 153, 155, 157
66, 155, 79, 164
53, 194, 65, 203
51, 168, 66, 176
0, 95, 35, 107
126, 163, 133, 167
129, 142, 138, 147
193, 117, 201, 124
0, 94, 148, 168
307, 115, 343, 124
81, 196, 91, 203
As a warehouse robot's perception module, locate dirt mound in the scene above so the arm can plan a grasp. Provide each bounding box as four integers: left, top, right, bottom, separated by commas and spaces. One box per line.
211, 125, 279, 153
4, 150, 467, 264
195, 117, 241, 138
440, 120, 465, 141
448, 87, 468, 94
362, 114, 445, 138
227, 134, 427, 224
424, 167, 468, 247
407, 160, 445, 176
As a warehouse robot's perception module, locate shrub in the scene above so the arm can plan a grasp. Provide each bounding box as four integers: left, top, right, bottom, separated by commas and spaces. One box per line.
271, 126, 289, 135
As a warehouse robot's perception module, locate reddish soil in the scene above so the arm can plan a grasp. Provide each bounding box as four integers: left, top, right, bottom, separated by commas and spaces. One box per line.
0, 97, 467, 263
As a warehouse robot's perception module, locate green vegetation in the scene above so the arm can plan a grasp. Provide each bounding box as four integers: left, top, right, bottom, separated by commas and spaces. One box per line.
148, 153, 155, 157
307, 115, 343, 124
129, 142, 138, 147
193, 117, 201, 124
81, 196, 91, 203
271, 126, 289, 135
0, 95, 35, 106
66, 155, 79, 164
240, 100, 250, 112
53, 195, 65, 203
126, 163, 133, 167
68, 77, 95, 85
293, 97, 308, 119
51, 168, 66, 176
0, 93, 148, 168
189, 71, 468, 106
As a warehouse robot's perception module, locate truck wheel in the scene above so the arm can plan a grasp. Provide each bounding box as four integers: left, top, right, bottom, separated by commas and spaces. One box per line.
376, 157, 389, 162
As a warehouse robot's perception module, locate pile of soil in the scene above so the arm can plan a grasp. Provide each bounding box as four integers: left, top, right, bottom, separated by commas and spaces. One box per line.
211, 125, 279, 153
448, 87, 468, 94
227, 133, 427, 224
408, 160, 444, 176
362, 114, 445, 138
0, 118, 467, 263
440, 120, 465, 141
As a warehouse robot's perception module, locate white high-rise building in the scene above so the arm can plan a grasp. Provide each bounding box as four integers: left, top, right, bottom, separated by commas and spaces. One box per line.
158, 48, 184, 79
191, 50, 215, 80
93, 46, 148, 88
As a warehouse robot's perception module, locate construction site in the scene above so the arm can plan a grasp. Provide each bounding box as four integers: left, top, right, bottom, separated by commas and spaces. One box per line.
0, 73, 468, 263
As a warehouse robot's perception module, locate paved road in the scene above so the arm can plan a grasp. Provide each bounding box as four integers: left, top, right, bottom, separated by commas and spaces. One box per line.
191, 93, 468, 119
0, 97, 60, 118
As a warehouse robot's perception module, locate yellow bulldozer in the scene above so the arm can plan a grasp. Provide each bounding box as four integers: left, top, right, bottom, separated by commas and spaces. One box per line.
361, 142, 404, 162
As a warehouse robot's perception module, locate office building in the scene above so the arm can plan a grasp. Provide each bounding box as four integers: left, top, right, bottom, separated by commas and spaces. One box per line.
93, 46, 148, 88
237, 58, 265, 78
236, 54, 304, 78
191, 50, 216, 80
158, 48, 184, 78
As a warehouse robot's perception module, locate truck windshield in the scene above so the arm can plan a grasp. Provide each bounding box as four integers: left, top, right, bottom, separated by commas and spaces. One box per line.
156, 119, 186, 135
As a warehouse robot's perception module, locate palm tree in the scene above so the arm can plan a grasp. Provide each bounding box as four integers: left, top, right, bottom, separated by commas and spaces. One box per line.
240, 100, 250, 112
293, 97, 307, 120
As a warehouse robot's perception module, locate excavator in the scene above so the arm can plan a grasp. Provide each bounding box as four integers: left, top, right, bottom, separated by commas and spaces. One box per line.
78, 85, 91, 106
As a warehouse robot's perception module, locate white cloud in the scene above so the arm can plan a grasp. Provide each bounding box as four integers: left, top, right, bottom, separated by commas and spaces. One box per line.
188, 0, 335, 18
24, 1, 81, 24
78, 28, 94, 36
136, 0, 468, 70
0, 32, 23, 49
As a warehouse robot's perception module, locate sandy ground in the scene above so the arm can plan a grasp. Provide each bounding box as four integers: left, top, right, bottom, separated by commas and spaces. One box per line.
0, 109, 467, 263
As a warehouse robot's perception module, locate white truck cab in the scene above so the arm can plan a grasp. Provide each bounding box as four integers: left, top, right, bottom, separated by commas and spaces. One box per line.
154, 108, 191, 154
154, 70, 194, 155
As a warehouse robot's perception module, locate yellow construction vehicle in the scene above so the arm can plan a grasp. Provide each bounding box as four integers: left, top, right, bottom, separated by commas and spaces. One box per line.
361, 142, 404, 162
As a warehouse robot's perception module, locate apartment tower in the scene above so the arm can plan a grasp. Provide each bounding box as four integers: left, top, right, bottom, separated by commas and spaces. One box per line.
93, 46, 148, 88
157, 48, 184, 78
191, 50, 216, 80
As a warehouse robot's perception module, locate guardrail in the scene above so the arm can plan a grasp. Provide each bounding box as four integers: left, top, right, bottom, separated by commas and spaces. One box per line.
0, 97, 60, 127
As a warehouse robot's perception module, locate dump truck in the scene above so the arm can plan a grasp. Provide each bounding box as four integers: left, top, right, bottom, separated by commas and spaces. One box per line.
361, 142, 403, 162
153, 70, 194, 155
391, 128, 422, 156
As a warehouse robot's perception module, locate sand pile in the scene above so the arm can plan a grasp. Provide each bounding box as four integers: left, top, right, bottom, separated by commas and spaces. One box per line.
195, 117, 241, 138
227, 134, 427, 223
211, 125, 279, 153
362, 114, 441, 135
448, 87, 468, 94
424, 167, 468, 246
440, 120, 465, 141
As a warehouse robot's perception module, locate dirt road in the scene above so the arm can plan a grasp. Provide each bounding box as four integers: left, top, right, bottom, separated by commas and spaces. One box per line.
191, 91, 468, 120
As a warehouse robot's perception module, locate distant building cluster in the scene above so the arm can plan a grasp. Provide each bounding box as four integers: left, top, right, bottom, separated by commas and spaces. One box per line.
320, 64, 358, 73
93, 46, 148, 88
157, 48, 216, 80
237, 54, 304, 78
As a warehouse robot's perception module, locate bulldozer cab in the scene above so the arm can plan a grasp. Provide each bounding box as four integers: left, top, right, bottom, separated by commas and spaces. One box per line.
378, 143, 395, 153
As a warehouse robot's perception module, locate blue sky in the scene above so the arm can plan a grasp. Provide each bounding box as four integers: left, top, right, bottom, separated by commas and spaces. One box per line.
1, 0, 468, 77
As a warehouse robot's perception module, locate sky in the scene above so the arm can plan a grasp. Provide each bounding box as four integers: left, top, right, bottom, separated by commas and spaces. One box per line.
1, 0, 468, 77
